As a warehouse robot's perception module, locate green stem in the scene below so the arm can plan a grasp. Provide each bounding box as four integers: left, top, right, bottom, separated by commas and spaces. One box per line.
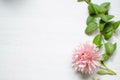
85, 0, 91, 4
104, 65, 116, 75
100, 61, 116, 75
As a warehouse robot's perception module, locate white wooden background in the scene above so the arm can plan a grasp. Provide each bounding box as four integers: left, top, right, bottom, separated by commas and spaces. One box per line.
0, 0, 119, 80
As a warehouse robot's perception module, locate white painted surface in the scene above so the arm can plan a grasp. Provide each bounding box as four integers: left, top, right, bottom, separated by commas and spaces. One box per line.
0, 0, 119, 80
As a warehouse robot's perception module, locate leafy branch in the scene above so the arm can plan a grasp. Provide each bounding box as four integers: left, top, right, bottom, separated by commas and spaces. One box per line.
77, 0, 120, 77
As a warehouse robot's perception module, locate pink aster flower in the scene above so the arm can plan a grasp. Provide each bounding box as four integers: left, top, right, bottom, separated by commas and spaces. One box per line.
72, 43, 101, 75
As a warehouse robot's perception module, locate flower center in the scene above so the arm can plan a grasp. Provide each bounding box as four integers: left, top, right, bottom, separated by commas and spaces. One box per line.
81, 53, 85, 56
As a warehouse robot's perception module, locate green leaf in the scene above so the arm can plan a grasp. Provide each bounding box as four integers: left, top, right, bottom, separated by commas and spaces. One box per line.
88, 4, 107, 15
77, 0, 91, 3
113, 21, 120, 30
100, 2, 110, 14
104, 31, 113, 40
86, 16, 95, 25
102, 21, 114, 40
99, 14, 108, 22
102, 53, 109, 61
93, 4, 107, 13
97, 70, 116, 75
105, 42, 117, 56
85, 22, 98, 34
88, 4, 96, 15
77, 0, 84, 2
99, 23, 105, 31
99, 14, 114, 22
100, 2, 110, 10
103, 21, 114, 33
93, 34, 102, 48
107, 15, 114, 20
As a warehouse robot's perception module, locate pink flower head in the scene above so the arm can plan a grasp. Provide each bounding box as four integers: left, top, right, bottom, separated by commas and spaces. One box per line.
72, 43, 101, 75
